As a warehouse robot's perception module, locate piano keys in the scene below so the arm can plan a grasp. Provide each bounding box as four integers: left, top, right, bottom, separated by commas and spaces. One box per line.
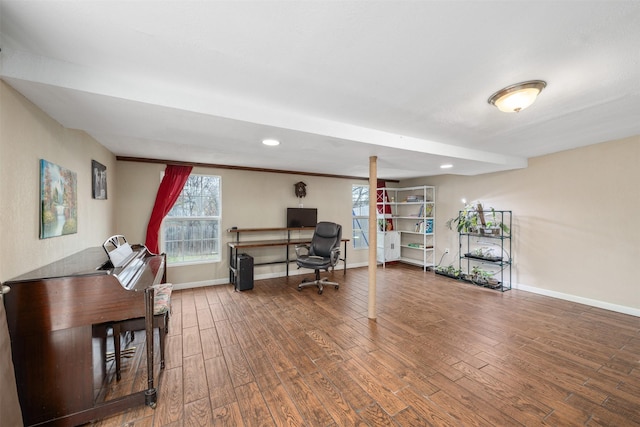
2, 240, 166, 426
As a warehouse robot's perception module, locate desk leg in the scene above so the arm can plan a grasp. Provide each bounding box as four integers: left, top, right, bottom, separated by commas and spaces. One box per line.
343, 241, 348, 275
229, 247, 233, 284
286, 230, 291, 276
286, 246, 290, 276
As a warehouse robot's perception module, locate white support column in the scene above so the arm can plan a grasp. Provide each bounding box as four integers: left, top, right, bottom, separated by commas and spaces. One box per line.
368, 156, 377, 320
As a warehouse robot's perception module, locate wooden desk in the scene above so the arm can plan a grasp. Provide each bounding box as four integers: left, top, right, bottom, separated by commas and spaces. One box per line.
227, 227, 349, 285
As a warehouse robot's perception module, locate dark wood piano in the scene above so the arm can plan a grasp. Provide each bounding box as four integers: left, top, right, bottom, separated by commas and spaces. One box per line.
2, 237, 166, 427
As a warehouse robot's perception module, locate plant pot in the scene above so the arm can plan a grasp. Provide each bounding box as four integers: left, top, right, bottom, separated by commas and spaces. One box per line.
435, 270, 460, 280
480, 227, 500, 236
485, 279, 502, 289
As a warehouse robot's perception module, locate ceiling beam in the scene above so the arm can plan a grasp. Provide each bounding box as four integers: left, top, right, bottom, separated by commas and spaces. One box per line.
116, 156, 400, 182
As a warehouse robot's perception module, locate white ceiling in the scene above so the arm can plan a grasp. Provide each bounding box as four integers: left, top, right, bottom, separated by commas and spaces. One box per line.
1, 1, 639, 180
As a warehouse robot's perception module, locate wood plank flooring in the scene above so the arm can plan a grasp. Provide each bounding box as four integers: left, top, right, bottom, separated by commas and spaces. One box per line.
93, 264, 640, 426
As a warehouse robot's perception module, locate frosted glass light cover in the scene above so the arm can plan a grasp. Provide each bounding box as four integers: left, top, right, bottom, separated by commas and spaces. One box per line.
494, 88, 540, 112
488, 80, 547, 113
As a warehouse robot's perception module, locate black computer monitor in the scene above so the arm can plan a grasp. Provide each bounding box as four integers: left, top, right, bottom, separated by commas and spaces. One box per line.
286, 208, 318, 228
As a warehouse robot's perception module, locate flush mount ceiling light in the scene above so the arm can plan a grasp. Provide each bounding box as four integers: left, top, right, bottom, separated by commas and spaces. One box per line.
488, 80, 547, 113
262, 138, 280, 146
440, 164, 453, 169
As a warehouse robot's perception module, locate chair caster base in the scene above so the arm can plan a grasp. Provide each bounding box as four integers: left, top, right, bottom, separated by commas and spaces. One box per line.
297, 278, 339, 295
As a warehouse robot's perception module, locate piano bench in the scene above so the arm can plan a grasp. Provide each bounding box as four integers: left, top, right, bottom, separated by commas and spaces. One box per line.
112, 283, 173, 381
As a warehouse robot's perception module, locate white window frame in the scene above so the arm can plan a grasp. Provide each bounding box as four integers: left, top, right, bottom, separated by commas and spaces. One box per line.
161, 173, 222, 265
352, 184, 370, 250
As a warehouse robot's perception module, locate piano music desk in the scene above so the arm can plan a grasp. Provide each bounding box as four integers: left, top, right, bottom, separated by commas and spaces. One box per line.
227, 227, 349, 286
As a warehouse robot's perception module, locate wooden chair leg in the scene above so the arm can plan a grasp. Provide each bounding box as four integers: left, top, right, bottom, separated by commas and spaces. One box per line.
159, 318, 166, 369
113, 323, 122, 381
110, 285, 171, 380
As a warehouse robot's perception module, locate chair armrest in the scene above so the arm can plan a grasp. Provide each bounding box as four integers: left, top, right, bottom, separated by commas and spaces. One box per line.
295, 244, 310, 257
329, 247, 341, 266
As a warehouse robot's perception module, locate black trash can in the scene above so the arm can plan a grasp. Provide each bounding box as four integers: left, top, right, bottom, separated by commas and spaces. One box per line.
235, 253, 254, 291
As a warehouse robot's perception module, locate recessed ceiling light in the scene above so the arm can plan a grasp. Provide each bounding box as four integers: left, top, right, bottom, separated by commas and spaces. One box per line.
262, 139, 280, 146
440, 164, 453, 169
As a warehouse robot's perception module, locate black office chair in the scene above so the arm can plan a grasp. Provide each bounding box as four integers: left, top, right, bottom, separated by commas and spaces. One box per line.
295, 222, 342, 294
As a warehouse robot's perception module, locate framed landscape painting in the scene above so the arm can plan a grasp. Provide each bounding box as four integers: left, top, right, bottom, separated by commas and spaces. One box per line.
40, 159, 78, 238
92, 160, 107, 199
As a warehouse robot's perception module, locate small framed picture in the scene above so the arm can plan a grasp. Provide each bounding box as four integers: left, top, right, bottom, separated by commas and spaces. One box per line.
92, 160, 107, 200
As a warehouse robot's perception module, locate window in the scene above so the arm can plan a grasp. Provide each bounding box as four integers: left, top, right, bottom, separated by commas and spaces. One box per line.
163, 174, 221, 264
352, 184, 369, 249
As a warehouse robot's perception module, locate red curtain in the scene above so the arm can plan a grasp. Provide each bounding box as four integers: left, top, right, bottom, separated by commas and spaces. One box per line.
144, 164, 193, 254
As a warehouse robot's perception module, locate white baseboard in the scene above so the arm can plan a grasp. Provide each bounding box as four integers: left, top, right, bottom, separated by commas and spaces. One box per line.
172, 262, 367, 290
173, 267, 638, 318
513, 283, 639, 317
171, 279, 228, 290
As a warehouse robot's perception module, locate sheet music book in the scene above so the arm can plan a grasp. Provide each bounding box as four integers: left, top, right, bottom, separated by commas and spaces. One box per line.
108, 242, 134, 268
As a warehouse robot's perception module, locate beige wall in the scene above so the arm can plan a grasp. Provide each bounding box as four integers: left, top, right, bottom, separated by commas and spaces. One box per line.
2, 78, 638, 315
115, 161, 370, 285
0, 81, 117, 282
403, 135, 640, 314
0, 80, 117, 421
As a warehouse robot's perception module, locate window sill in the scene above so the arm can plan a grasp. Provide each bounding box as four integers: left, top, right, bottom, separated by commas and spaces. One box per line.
168, 258, 220, 267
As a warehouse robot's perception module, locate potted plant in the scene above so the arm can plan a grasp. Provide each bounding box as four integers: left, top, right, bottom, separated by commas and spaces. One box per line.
446, 203, 482, 233
480, 207, 510, 236
464, 247, 502, 262
435, 265, 462, 279
447, 203, 510, 236
467, 266, 501, 288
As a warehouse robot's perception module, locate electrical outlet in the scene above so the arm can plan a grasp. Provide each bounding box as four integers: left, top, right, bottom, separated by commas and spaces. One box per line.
444, 248, 450, 254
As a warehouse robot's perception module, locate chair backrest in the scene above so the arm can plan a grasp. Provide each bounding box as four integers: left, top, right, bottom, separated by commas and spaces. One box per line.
310, 222, 342, 258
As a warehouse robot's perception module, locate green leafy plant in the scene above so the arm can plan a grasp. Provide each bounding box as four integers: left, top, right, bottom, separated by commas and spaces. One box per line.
435, 265, 462, 278
468, 266, 500, 287
446, 203, 481, 233
484, 207, 510, 235
471, 265, 491, 280
447, 203, 509, 235
472, 247, 488, 257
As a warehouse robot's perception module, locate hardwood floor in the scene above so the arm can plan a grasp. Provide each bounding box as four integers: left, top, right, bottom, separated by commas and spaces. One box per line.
93, 264, 640, 426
